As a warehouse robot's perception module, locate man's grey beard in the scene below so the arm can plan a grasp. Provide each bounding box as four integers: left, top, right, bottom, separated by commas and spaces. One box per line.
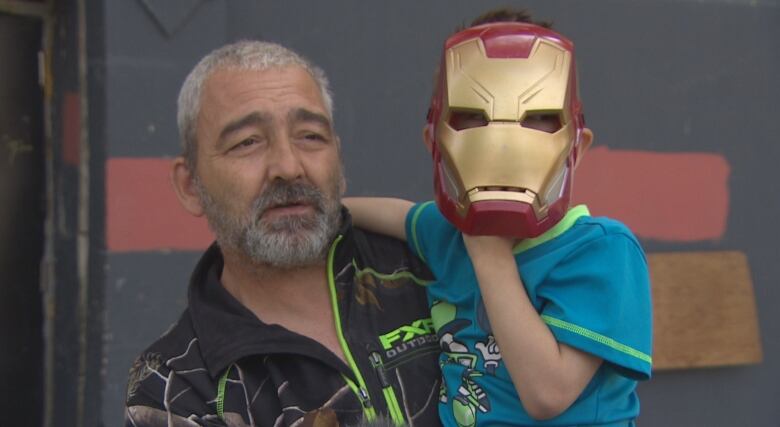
195, 178, 341, 269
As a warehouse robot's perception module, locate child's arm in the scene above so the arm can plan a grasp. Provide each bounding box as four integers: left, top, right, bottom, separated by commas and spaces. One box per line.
463, 234, 603, 421
342, 197, 414, 241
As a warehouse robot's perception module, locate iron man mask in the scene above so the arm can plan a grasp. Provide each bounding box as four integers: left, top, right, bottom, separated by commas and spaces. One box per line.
426, 22, 586, 238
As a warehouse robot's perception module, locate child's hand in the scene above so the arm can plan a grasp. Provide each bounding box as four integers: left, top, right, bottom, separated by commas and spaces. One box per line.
462, 234, 516, 263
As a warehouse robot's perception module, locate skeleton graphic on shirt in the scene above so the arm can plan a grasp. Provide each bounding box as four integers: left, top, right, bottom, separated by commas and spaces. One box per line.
431, 300, 503, 427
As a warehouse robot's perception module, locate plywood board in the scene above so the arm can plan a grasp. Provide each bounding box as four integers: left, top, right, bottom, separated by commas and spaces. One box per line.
649, 251, 762, 370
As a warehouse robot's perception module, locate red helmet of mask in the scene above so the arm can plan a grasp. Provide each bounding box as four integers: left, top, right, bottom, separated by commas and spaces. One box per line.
426, 22, 586, 238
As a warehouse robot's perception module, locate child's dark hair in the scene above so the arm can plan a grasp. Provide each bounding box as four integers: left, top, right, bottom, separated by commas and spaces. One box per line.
464, 6, 553, 30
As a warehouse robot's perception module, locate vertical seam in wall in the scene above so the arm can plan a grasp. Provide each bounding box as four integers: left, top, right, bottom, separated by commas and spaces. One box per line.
76, 0, 90, 424
39, 1, 56, 426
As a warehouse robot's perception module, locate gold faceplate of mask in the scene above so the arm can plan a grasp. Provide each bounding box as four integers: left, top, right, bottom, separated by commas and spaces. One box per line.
437, 36, 576, 218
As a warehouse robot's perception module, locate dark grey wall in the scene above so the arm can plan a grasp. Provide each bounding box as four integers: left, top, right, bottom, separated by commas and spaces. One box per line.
103, 0, 780, 425
0, 13, 45, 426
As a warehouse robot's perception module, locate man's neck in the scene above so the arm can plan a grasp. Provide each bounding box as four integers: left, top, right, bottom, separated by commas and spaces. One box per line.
219, 247, 347, 362
220, 247, 328, 318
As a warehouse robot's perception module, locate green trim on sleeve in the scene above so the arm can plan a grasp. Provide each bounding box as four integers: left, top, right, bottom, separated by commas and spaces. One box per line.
513, 205, 590, 254
328, 235, 377, 421
541, 314, 652, 364
409, 201, 435, 263
216, 364, 232, 420
352, 260, 433, 286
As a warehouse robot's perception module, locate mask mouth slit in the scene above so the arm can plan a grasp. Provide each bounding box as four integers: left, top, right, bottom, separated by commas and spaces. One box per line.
473, 186, 529, 193
466, 186, 538, 205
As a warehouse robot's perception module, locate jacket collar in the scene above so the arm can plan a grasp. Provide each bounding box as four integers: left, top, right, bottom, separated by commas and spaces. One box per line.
188, 209, 356, 378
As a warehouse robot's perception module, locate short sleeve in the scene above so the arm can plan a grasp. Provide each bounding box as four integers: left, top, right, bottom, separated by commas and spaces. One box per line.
538, 233, 653, 380
405, 201, 439, 263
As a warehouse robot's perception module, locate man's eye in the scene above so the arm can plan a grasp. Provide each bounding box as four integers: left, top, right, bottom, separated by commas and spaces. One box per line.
230, 137, 261, 152
303, 133, 327, 142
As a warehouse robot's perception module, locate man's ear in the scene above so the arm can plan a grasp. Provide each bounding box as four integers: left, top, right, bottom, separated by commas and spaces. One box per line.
334, 134, 342, 153
422, 124, 434, 154
334, 136, 347, 195
171, 157, 205, 217
339, 168, 347, 197
340, 176, 347, 196
574, 128, 594, 170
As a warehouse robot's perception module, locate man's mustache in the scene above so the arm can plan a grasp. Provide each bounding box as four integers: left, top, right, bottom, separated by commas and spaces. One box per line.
252, 180, 326, 219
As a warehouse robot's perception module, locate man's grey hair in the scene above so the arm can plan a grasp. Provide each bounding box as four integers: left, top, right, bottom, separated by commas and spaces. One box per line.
177, 40, 335, 171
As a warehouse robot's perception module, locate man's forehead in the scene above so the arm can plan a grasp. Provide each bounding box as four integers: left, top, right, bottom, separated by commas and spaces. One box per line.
203, 66, 323, 105
199, 66, 328, 121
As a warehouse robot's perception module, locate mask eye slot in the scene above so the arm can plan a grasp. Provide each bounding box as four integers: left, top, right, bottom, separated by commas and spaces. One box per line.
447, 109, 489, 131
521, 112, 563, 133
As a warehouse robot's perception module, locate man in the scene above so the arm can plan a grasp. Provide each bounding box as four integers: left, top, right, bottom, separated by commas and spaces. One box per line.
124, 41, 441, 427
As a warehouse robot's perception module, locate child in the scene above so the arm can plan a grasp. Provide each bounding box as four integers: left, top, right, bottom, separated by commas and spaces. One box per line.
345, 9, 652, 427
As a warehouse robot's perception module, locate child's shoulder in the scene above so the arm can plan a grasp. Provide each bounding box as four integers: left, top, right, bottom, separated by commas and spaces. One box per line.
575, 214, 634, 236
570, 214, 643, 250
409, 201, 462, 236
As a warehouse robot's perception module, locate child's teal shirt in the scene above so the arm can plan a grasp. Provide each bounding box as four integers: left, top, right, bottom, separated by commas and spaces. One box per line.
406, 202, 653, 426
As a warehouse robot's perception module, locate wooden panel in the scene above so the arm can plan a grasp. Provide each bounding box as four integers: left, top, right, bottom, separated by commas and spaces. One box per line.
649, 251, 762, 370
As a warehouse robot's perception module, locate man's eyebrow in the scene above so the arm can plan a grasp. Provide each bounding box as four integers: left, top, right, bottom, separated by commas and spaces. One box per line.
218, 112, 271, 143
288, 108, 332, 129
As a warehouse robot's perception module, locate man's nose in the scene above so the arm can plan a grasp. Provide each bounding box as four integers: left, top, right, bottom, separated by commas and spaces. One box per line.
266, 136, 305, 181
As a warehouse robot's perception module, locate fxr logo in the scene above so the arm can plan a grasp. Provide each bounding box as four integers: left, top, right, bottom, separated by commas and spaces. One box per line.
379, 318, 435, 350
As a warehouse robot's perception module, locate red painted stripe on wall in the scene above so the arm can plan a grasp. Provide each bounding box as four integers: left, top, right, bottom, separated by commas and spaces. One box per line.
573, 146, 730, 241
106, 148, 730, 252
107, 158, 213, 252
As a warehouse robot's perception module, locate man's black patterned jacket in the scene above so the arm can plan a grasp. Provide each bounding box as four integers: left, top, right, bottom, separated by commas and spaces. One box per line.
124, 217, 442, 427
